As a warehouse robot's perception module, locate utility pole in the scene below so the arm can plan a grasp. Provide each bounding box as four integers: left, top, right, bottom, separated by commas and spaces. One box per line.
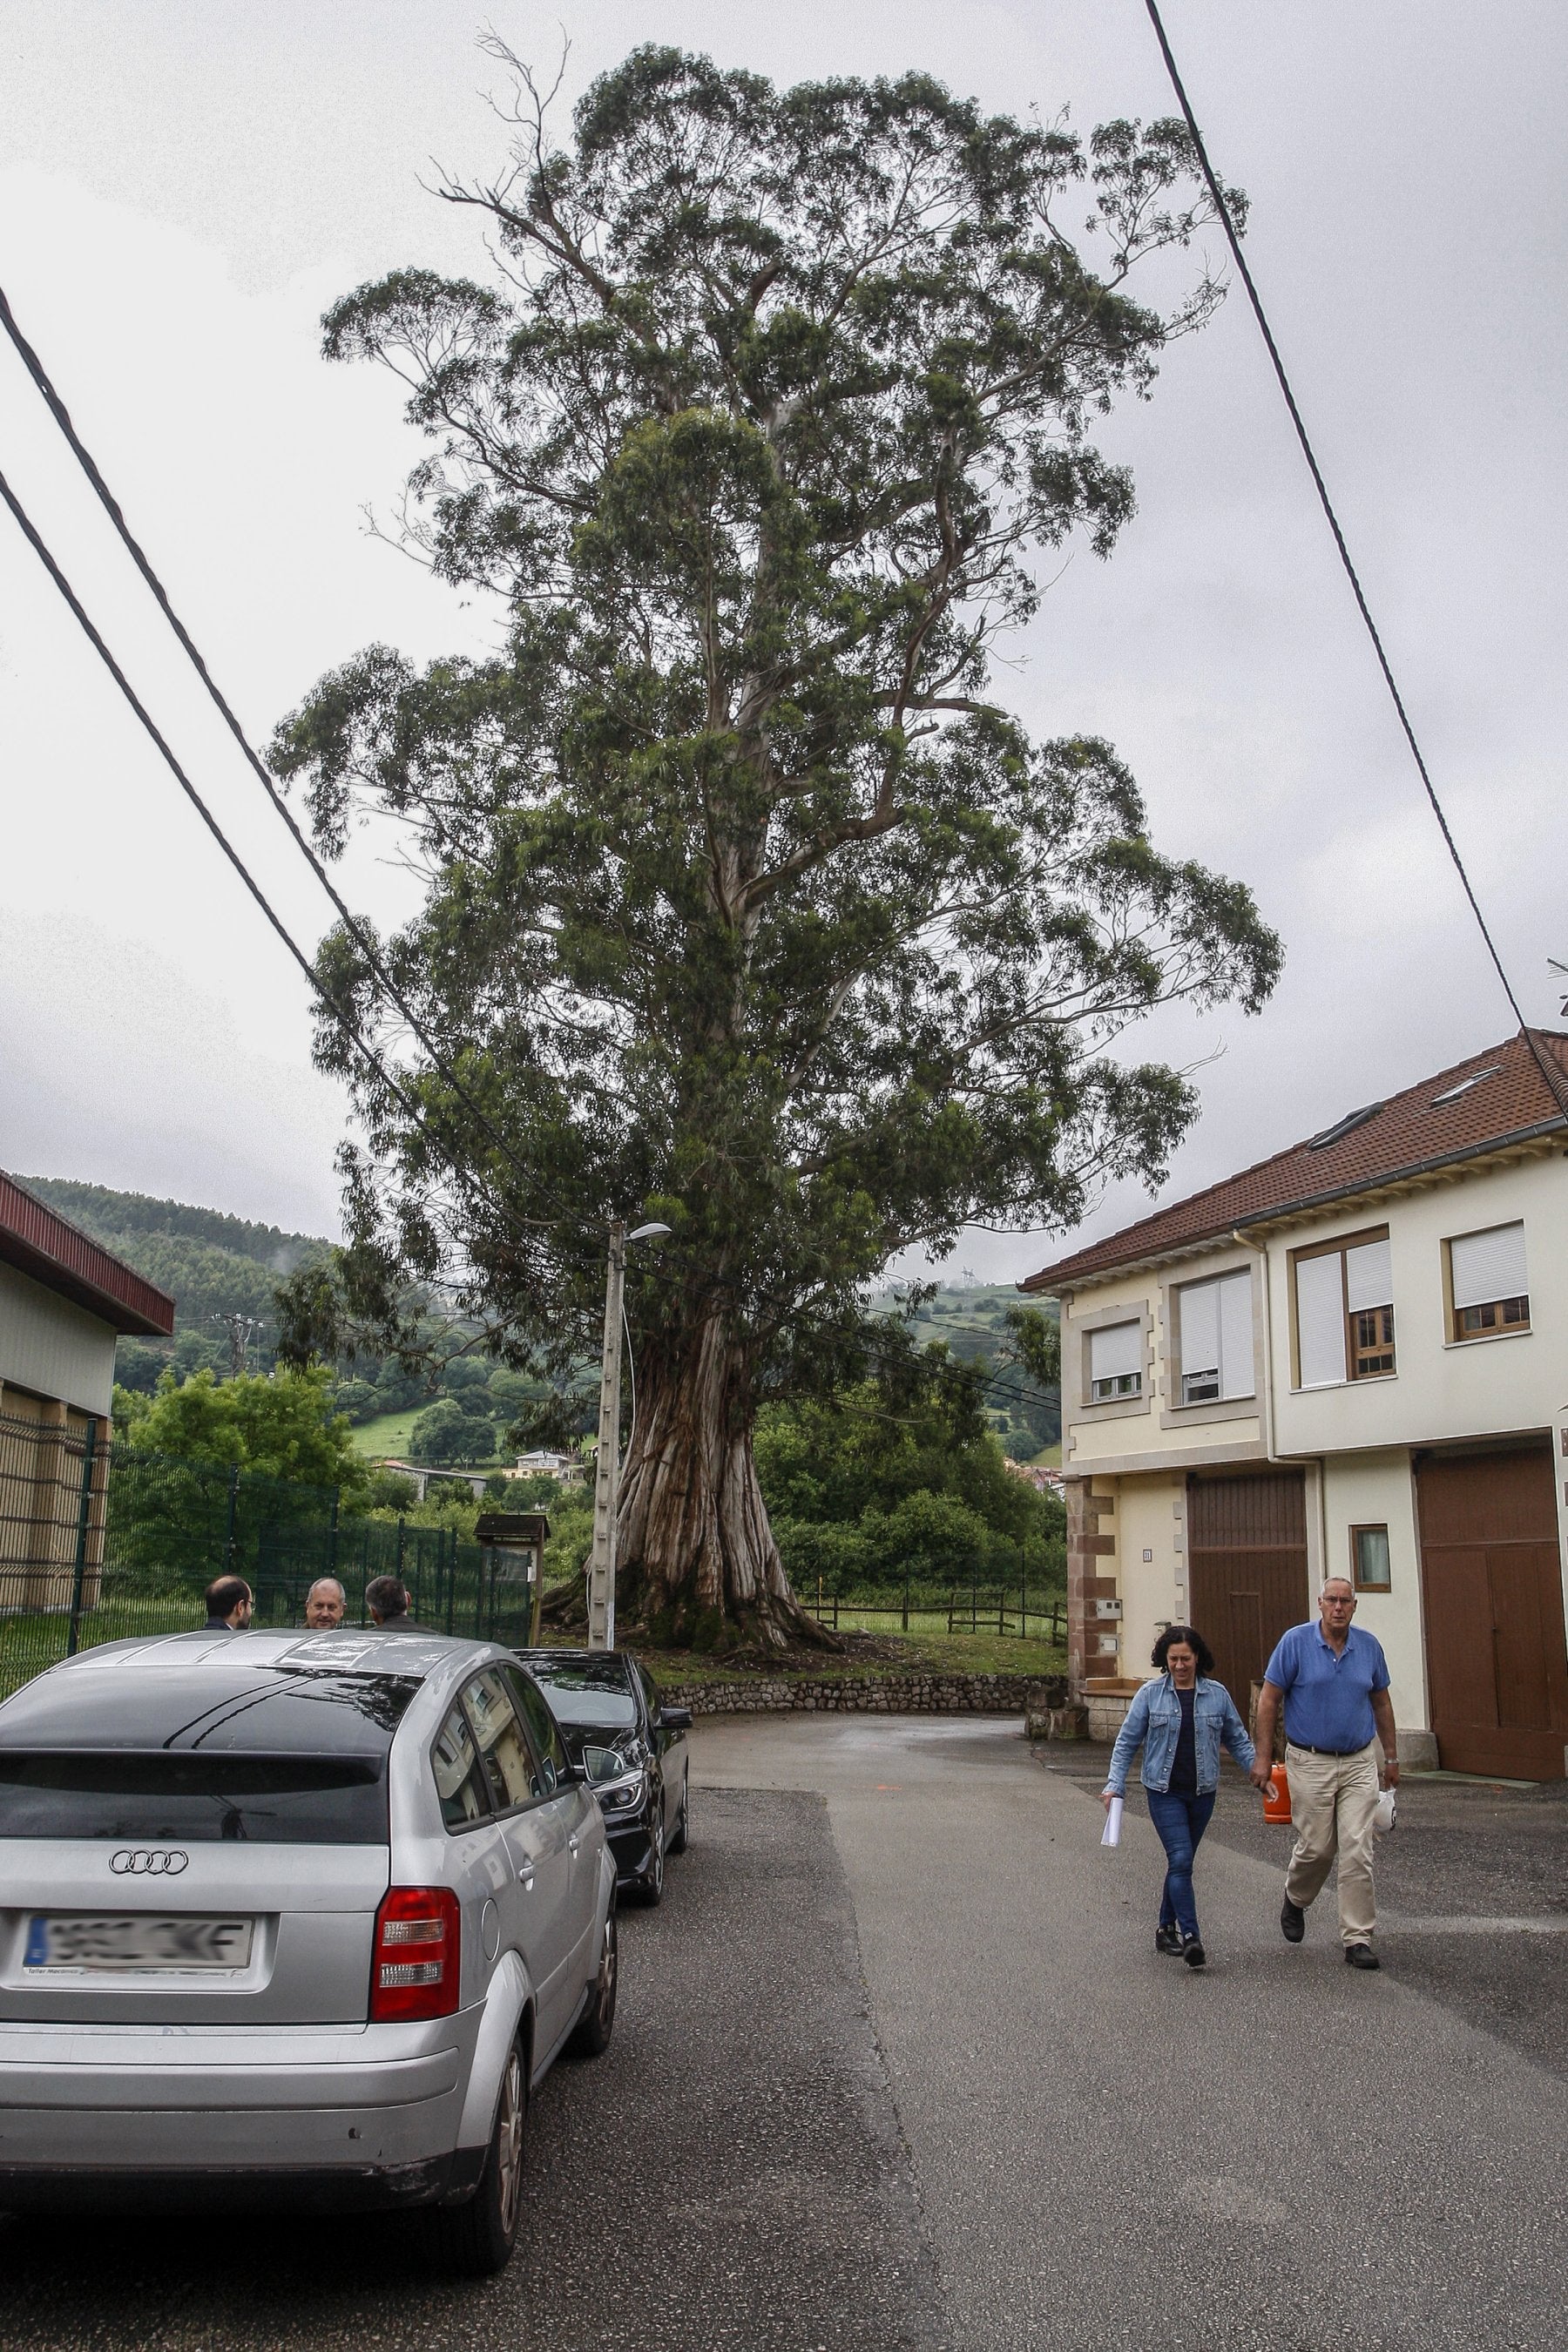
585, 1219, 626, 1652
585, 1215, 670, 1652
212, 1311, 264, 1377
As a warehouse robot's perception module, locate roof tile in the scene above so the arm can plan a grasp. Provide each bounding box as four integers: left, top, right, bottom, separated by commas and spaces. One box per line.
1022, 1031, 1568, 1292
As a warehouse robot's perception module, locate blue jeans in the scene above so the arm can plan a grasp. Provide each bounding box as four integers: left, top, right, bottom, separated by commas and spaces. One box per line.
1146, 1788, 1216, 1942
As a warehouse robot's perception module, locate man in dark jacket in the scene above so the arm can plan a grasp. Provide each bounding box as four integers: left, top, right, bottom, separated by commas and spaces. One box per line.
364, 1575, 416, 1628
203, 1576, 252, 1632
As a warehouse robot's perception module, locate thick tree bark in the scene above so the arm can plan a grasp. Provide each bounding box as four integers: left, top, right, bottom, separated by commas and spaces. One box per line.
613, 1311, 828, 1648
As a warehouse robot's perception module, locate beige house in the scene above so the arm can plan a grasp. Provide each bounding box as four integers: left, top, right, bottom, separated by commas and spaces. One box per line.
1024, 1031, 1568, 1778
0, 1171, 175, 1612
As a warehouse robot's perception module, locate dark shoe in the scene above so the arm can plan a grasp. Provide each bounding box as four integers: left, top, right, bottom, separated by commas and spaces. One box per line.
1344, 1943, 1381, 1971
1181, 1937, 1206, 1969
1155, 1923, 1181, 1956
1280, 1896, 1306, 1943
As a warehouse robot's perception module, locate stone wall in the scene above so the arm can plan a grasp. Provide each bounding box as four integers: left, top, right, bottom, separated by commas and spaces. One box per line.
665, 1671, 1069, 1719
1065, 1477, 1118, 1688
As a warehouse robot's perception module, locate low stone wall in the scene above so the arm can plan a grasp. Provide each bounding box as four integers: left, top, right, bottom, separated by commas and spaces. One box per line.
666, 1671, 1069, 1719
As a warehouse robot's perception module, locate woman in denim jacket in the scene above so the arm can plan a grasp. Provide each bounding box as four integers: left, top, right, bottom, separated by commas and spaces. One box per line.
1102, 1625, 1267, 1968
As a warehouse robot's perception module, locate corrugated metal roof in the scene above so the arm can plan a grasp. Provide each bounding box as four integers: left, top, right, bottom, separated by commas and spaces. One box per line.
1021, 1031, 1568, 1293
0, 1171, 176, 1336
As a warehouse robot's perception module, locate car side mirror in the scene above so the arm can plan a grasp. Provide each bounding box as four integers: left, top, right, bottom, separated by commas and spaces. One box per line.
658, 1705, 693, 1732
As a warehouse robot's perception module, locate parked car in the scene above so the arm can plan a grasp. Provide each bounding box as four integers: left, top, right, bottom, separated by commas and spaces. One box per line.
0, 1627, 618, 2274
515, 1650, 691, 1904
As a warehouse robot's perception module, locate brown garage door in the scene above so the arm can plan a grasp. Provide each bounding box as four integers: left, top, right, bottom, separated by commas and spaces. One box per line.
1416, 1447, 1568, 1780
1188, 1471, 1310, 1716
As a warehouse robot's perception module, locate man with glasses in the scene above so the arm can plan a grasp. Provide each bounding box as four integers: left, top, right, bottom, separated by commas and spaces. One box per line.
1253, 1578, 1398, 1970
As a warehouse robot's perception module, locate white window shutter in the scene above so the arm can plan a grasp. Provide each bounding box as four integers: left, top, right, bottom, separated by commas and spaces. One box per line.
1178, 1280, 1220, 1381
1344, 1236, 1393, 1312
1089, 1320, 1142, 1382
1218, 1270, 1254, 1399
1450, 1222, 1528, 1310
1296, 1253, 1346, 1387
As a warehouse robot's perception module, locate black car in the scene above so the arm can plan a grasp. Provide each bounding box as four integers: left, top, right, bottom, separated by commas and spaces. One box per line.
515, 1650, 691, 1903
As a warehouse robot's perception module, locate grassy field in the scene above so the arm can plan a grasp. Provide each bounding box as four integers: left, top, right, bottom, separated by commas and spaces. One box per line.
648, 1625, 1067, 1687
348, 1409, 510, 1466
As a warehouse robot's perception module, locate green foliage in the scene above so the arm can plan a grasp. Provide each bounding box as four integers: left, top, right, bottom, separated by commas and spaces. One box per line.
754, 1354, 1064, 1592
409, 1396, 500, 1466
268, 44, 1279, 1601
126, 1367, 370, 1497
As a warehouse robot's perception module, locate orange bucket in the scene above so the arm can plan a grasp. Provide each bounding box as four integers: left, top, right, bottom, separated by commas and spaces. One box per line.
1261, 1763, 1292, 1825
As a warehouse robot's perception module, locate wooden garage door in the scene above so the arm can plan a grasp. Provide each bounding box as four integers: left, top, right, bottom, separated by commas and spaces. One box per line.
1416, 1447, 1568, 1780
1188, 1471, 1310, 1717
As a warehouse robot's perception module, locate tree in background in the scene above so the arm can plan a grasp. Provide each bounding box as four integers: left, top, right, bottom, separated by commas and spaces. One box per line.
409, 1395, 500, 1466
754, 1352, 1062, 1603
121, 1366, 369, 1497
272, 46, 1279, 1645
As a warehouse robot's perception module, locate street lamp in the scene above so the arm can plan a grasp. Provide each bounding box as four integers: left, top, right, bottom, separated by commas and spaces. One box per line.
585, 1217, 672, 1651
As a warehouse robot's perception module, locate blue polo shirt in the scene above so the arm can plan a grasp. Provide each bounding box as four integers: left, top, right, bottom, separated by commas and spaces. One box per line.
1264, 1621, 1389, 1754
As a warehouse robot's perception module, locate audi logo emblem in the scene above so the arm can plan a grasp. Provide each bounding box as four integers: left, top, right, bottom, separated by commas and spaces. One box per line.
110, 1848, 189, 1876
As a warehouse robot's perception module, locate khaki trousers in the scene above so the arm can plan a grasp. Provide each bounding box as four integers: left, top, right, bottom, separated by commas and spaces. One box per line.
1283, 1740, 1381, 1946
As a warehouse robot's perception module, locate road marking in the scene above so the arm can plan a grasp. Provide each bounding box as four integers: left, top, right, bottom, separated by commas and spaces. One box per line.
1383, 1914, 1568, 1935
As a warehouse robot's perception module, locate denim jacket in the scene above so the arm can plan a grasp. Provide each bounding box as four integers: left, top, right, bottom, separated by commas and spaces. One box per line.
1105, 1674, 1256, 1798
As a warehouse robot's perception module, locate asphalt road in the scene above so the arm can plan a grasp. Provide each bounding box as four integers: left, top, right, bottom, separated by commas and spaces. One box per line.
3, 1718, 1565, 2351
0, 1783, 936, 2352
697, 1715, 1568, 2352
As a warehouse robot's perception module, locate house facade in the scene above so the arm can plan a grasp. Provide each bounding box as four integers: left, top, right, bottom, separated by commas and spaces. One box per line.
1023, 1032, 1568, 1778
0, 1170, 175, 1612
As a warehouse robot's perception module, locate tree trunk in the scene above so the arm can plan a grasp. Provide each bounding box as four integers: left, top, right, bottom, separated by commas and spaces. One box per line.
614, 1312, 828, 1650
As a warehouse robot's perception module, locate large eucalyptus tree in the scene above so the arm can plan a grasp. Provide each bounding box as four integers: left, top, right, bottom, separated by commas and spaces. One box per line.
274, 44, 1280, 1645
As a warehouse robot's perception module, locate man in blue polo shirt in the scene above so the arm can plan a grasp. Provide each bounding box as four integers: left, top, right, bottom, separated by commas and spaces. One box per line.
1254, 1578, 1398, 1970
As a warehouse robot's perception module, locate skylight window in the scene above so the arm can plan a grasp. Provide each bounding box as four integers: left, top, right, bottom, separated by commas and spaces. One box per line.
1308, 1103, 1384, 1151
1430, 1065, 1500, 1107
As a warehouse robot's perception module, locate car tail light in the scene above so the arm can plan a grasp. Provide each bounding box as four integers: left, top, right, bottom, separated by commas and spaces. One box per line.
369, 1886, 461, 2022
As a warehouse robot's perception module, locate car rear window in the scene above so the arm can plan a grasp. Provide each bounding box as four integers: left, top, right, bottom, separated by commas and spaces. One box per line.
524, 1659, 637, 1727
0, 1751, 389, 1844
0, 1664, 421, 1754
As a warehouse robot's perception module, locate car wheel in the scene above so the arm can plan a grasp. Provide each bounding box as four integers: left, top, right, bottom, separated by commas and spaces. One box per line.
432, 2033, 527, 2277
567, 1908, 618, 2058
668, 1777, 690, 1855
638, 1812, 666, 1905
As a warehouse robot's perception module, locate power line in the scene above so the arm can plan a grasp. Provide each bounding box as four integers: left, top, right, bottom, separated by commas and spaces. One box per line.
0, 279, 586, 1225
1140, 0, 1568, 1123
0, 463, 564, 1277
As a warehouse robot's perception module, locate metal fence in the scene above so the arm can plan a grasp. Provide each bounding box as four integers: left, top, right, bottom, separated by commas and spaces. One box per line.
0, 1409, 535, 1700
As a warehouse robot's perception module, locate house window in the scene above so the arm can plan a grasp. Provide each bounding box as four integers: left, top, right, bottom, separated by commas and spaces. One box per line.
1294, 1229, 1395, 1386
1351, 1524, 1392, 1592
1087, 1320, 1143, 1402
1174, 1269, 1254, 1405
1448, 1221, 1530, 1342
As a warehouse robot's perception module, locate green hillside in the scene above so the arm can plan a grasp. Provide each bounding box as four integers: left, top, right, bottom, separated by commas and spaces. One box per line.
875, 1281, 1060, 1458
20, 1176, 331, 1390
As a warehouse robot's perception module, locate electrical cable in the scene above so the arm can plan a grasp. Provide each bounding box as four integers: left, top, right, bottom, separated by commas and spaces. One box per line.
0, 278, 589, 1224
0, 463, 574, 1285
1139, 0, 1568, 1122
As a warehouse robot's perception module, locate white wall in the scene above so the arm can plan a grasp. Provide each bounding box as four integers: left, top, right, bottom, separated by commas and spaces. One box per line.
1269, 1152, 1568, 1460
1319, 1449, 1428, 1731
0, 1260, 118, 1418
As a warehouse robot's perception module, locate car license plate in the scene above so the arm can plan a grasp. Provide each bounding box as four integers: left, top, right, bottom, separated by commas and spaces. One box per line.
24, 1913, 253, 1972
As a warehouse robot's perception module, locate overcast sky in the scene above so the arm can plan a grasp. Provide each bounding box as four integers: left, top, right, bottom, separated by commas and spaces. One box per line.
2, 1, 1564, 1279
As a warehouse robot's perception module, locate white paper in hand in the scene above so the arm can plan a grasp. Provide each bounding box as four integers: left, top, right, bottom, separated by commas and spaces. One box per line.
1101, 1795, 1124, 1848
1373, 1788, 1397, 1835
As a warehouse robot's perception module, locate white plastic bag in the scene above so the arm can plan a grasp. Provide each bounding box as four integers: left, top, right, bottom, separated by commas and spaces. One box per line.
1101, 1794, 1124, 1848
1373, 1787, 1397, 1835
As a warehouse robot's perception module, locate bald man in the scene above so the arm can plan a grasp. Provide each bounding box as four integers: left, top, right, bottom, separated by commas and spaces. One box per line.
1254, 1578, 1398, 1970
303, 1578, 347, 1630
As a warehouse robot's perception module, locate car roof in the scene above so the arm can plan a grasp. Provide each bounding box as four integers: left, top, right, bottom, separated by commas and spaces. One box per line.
0, 1629, 510, 1737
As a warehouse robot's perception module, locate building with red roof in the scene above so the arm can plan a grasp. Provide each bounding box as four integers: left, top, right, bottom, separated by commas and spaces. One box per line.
1021, 1033, 1568, 1776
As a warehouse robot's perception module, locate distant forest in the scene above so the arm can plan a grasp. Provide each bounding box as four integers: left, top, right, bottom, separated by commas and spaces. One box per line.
24, 1178, 1058, 1462
21, 1176, 331, 1391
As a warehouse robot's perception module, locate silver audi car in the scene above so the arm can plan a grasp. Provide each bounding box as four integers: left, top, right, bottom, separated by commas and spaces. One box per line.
0, 1627, 618, 2273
